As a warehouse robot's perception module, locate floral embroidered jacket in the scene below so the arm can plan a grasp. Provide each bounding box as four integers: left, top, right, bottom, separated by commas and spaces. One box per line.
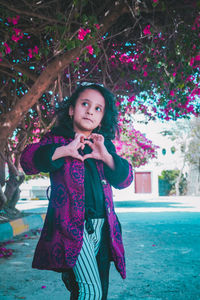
20, 132, 133, 279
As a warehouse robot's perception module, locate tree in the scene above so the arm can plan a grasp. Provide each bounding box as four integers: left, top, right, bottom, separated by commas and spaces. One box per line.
185, 117, 200, 195
161, 117, 200, 195
0, 0, 199, 210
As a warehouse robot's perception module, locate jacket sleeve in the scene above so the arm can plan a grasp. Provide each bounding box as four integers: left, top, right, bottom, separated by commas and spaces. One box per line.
20, 133, 64, 175
103, 139, 134, 189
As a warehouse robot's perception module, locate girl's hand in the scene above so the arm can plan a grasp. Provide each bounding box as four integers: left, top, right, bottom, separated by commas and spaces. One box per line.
52, 133, 86, 161
84, 134, 115, 169
83, 133, 107, 161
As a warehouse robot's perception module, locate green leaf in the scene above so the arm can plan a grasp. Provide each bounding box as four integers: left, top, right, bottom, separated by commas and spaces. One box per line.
66, 40, 76, 50
170, 76, 175, 83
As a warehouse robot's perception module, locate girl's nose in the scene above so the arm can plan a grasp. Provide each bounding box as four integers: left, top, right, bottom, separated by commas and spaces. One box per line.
86, 108, 93, 115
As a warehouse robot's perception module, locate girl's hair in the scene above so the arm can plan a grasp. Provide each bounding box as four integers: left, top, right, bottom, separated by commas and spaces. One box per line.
55, 84, 119, 139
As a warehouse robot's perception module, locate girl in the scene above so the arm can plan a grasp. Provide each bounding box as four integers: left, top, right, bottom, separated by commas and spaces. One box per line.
20, 84, 133, 300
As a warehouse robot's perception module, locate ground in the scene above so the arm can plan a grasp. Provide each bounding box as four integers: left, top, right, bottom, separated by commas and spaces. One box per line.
0, 196, 200, 299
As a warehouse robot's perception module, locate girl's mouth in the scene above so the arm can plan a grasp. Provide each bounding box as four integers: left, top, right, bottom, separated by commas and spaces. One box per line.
83, 117, 93, 123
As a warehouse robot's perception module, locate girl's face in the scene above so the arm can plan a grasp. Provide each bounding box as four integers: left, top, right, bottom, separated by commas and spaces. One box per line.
69, 89, 105, 137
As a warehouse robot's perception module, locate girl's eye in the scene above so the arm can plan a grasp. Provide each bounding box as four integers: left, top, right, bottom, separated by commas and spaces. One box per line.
82, 102, 88, 107
96, 107, 101, 112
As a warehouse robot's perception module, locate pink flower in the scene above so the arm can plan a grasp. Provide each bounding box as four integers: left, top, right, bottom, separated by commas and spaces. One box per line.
194, 55, 200, 61
78, 28, 91, 41
4, 43, 11, 54
12, 15, 20, 25
95, 24, 100, 30
143, 71, 148, 77
8, 15, 20, 25
143, 25, 151, 35
28, 48, 33, 58
133, 64, 138, 70
13, 28, 22, 35
11, 35, 21, 42
33, 46, 39, 54
153, 0, 158, 2
11, 28, 23, 43
11, 36, 17, 42
190, 57, 194, 66
128, 95, 136, 102
86, 45, 94, 55
170, 90, 175, 96
0, 52, 2, 62
172, 72, 176, 77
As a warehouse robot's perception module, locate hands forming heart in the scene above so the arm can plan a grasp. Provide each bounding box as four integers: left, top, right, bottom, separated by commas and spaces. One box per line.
69, 133, 107, 162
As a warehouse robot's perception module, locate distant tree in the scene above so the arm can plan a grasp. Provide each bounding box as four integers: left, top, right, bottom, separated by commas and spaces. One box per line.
158, 169, 187, 196
161, 117, 200, 195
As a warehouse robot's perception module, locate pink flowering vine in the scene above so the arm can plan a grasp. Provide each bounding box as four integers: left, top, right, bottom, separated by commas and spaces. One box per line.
143, 25, 151, 35
7, 15, 20, 25
86, 45, 94, 55
113, 115, 159, 167
28, 46, 39, 58
143, 71, 148, 77
94, 24, 100, 30
3, 42, 11, 54
28, 48, 33, 58
78, 28, 91, 41
12, 28, 23, 42
170, 90, 175, 97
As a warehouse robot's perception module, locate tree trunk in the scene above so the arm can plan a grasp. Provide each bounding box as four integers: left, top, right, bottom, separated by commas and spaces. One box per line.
0, 184, 7, 211
4, 154, 25, 210
0, 143, 6, 186
0, 142, 6, 210
175, 155, 186, 196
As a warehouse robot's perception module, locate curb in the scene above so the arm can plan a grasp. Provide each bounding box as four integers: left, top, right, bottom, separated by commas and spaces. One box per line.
0, 213, 46, 242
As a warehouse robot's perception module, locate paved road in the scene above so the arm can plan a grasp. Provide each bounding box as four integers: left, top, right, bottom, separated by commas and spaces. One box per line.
1, 197, 200, 299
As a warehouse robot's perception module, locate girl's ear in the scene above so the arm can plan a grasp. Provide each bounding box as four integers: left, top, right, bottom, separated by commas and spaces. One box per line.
69, 105, 74, 118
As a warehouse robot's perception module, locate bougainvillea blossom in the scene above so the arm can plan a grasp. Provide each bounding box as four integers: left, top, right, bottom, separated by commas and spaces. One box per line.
78, 28, 91, 41
3, 42, 11, 54
143, 25, 151, 35
7, 15, 20, 25
86, 45, 94, 55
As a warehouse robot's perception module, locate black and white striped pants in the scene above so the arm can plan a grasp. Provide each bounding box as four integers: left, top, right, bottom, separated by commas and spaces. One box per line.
73, 218, 105, 300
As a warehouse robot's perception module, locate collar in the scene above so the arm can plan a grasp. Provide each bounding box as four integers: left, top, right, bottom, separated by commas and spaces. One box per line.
51, 126, 75, 139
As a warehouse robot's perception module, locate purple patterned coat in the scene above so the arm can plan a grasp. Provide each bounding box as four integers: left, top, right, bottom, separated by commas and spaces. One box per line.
20, 132, 133, 279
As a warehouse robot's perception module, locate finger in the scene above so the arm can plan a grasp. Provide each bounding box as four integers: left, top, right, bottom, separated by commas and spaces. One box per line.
75, 141, 85, 149
80, 136, 86, 144
83, 153, 93, 160
80, 143, 85, 150
84, 140, 95, 149
90, 133, 102, 138
74, 154, 84, 161
75, 133, 86, 141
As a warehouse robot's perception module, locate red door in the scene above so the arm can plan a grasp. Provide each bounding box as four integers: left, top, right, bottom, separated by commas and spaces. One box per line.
135, 172, 151, 193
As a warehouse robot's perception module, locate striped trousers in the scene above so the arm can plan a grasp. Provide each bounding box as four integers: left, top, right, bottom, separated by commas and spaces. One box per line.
72, 218, 105, 300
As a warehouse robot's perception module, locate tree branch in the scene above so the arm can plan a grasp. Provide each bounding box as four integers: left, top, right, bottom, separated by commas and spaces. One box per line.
0, 60, 37, 82
0, 1, 66, 24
